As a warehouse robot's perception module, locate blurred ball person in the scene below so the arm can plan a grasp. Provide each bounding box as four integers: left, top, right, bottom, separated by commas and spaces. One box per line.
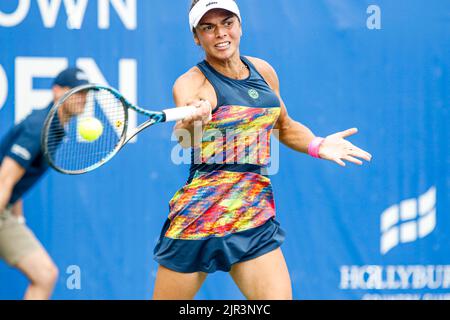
0, 67, 88, 299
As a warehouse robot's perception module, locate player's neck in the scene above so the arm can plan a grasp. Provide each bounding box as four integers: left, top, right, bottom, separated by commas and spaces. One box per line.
205, 53, 248, 80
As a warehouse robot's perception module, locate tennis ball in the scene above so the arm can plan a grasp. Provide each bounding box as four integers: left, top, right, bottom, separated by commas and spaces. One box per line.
78, 117, 103, 142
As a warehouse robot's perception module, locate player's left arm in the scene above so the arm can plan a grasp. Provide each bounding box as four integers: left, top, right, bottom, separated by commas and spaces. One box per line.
248, 57, 372, 166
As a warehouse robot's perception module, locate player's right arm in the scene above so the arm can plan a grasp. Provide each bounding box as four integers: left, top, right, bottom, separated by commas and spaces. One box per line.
172, 68, 213, 148
0, 157, 25, 212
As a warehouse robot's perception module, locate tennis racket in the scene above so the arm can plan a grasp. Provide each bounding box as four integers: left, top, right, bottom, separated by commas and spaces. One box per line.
42, 84, 197, 175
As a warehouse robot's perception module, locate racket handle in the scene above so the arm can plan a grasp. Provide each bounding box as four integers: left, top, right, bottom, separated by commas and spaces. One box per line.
163, 106, 197, 122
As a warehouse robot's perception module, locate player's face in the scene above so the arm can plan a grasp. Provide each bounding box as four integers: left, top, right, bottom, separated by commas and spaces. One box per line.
194, 9, 242, 61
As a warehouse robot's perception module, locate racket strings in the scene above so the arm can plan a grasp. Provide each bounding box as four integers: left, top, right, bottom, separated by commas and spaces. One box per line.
45, 88, 127, 173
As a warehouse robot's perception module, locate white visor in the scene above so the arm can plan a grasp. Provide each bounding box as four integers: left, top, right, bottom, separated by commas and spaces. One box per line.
189, 0, 241, 31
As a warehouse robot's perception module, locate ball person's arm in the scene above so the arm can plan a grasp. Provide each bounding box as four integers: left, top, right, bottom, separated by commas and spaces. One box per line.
249, 57, 372, 166
0, 157, 26, 212
12, 199, 24, 217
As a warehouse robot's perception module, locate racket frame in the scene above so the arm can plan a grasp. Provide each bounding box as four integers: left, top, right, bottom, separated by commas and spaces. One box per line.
42, 84, 196, 175
42, 84, 131, 175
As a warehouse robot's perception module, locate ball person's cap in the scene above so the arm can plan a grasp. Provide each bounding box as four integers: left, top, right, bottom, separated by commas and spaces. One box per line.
189, 0, 241, 31
53, 67, 89, 88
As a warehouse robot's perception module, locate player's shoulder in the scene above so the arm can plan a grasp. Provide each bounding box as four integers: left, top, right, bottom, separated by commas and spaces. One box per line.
245, 56, 277, 74
245, 56, 279, 88
173, 66, 207, 92
172, 67, 210, 104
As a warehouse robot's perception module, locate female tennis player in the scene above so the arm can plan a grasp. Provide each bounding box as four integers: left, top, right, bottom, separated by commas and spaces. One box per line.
153, 0, 372, 300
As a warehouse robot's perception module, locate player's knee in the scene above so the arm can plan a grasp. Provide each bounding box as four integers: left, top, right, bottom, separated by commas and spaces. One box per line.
33, 262, 59, 288
256, 288, 292, 300
245, 281, 292, 300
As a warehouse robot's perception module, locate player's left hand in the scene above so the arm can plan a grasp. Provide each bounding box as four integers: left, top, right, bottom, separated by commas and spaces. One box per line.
318, 128, 372, 167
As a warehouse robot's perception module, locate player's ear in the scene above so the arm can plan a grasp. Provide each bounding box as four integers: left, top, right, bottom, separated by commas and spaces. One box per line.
193, 34, 201, 46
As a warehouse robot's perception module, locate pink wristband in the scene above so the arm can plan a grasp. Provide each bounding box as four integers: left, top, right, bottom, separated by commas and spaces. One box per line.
308, 137, 325, 159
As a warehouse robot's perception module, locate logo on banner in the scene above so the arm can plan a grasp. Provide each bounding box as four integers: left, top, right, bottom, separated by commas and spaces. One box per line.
380, 186, 437, 255
76, 71, 89, 82
339, 186, 449, 300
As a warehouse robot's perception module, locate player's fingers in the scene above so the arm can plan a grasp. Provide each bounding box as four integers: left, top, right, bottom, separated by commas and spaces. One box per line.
343, 155, 363, 166
181, 114, 194, 124
334, 158, 346, 167
198, 105, 212, 121
194, 112, 203, 121
361, 149, 372, 161
348, 146, 372, 161
193, 113, 204, 122
349, 150, 372, 162
199, 101, 212, 114
199, 104, 209, 114
187, 100, 202, 108
183, 100, 212, 125
199, 99, 212, 108
339, 128, 358, 138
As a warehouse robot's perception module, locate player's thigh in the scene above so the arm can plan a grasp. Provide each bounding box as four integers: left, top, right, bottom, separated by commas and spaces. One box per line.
229, 248, 292, 300
153, 265, 208, 300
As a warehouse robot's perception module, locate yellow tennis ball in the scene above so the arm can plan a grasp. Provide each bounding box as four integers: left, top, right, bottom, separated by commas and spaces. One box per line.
78, 117, 103, 142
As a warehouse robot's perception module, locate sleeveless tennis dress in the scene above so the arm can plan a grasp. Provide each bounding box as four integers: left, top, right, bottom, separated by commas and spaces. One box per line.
154, 56, 285, 273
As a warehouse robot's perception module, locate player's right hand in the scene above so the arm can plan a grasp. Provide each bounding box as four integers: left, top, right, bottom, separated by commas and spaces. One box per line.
182, 100, 212, 127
